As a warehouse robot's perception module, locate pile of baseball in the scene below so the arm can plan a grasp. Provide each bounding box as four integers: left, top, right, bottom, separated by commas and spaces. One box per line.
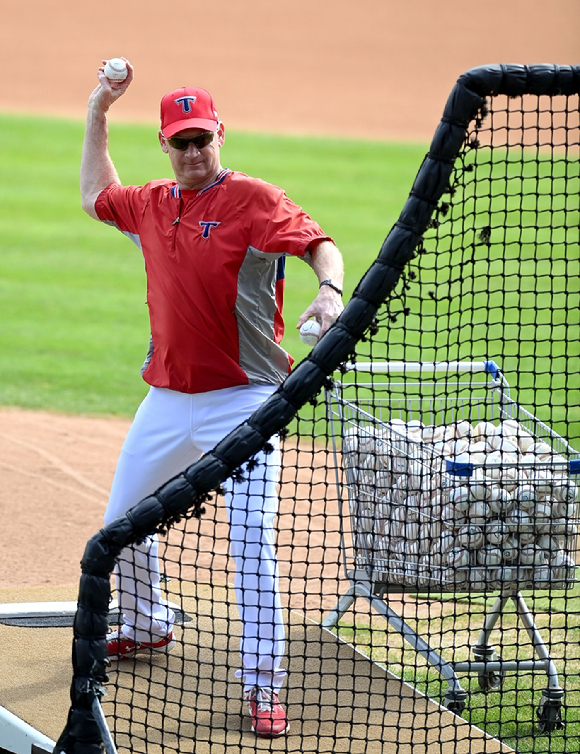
343, 418, 579, 591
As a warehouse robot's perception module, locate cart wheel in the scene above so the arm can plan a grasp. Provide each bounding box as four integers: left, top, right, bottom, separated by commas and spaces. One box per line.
477, 667, 505, 692
537, 695, 564, 733
443, 689, 468, 716
476, 653, 505, 693
473, 649, 505, 693
445, 699, 467, 715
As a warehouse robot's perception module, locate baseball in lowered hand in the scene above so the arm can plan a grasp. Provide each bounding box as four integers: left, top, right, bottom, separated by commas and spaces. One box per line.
104, 58, 128, 81
299, 319, 321, 346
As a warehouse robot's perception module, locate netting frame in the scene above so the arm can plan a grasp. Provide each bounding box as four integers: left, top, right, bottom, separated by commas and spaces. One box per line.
53, 63, 580, 754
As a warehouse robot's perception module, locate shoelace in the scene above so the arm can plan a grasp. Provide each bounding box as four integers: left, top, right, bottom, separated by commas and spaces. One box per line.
247, 687, 276, 712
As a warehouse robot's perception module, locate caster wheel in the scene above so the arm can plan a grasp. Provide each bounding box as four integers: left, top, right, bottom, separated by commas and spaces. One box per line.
477, 668, 505, 692
475, 653, 505, 692
443, 689, 468, 716
537, 696, 564, 733
445, 699, 467, 715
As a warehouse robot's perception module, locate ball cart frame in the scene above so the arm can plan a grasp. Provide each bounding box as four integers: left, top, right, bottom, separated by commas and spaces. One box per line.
322, 360, 580, 730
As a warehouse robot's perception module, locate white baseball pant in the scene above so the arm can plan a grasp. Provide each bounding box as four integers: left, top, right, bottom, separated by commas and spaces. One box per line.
104, 384, 286, 692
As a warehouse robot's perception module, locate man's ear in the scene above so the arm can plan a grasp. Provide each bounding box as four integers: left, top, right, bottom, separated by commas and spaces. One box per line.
158, 130, 169, 154
217, 121, 226, 147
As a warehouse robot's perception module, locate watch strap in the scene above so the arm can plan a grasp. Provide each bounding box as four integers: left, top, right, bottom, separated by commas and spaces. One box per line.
319, 279, 343, 296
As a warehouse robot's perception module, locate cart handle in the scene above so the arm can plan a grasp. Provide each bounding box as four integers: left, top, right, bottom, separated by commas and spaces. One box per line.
341, 360, 501, 377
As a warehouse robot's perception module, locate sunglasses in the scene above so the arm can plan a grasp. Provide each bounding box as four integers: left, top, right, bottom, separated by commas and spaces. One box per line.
165, 131, 216, 150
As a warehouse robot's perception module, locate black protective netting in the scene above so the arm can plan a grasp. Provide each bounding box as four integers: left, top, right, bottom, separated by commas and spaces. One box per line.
321, 88, 580, 752
55, 65, 580, 754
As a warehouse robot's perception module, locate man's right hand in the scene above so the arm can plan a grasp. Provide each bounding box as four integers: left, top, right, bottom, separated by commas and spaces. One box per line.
89, 58, 134, 113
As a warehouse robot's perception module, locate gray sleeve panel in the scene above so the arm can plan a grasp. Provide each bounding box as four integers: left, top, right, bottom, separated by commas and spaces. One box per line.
121, 230, 143, 250
101, 219, 143, 251
235, 246, 291, 385
140, 334, 154, 376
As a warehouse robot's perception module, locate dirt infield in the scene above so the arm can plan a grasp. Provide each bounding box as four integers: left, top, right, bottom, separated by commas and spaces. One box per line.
1, 1, 578, 141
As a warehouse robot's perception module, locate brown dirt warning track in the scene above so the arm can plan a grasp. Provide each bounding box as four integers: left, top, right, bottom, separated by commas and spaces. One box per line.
0, 0, 577, 749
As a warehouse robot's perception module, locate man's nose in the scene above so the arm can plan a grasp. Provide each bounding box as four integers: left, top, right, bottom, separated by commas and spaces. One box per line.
185, 142, 201, 156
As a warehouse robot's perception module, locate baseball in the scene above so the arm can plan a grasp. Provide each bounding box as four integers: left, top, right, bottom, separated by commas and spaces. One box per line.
442, 504, 463, 529
551, 551, 576, 580
489, 435, 519, 454
506, 508, 534, 535
448, 438, 469, 456
550, 517, 568, 536
447, 486, 471, 512
485, 519, 508, 546
496, 565, 520, 583
533, 501, 554, 533
488, 486, 514, 516
446, 547, 470, 569
469, 501, 491, 525
456, 524, 484, 549
531, 468, 554, 493
517, 432, 536, 453
439, 531, 456, 553
404, 521, 420, 541
513, 484, 537, 509
554, 499, 577, 520
501, 536, 520, 562
469, 480, 491, 502
299, 319, 321, 346
532, 564, 552, 585
422, 425, 445, 444
552, 479, 579, 504
520, 543, 548, 567
104, 58, 128, 81
453, 420, 473, 439
536, 534, 563, 553
498, 419, 520, 436
473, 421, 496, 442
529, 441, 553, 456
477, 545, 503, 567
468, 567, 489, 591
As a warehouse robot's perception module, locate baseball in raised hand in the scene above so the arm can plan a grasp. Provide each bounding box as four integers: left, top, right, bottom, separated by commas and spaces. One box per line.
91, 57, 133, 111
104, 58, 128, 82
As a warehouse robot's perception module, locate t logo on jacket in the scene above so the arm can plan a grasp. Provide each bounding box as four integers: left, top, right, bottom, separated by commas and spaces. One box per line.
199, 221, 220, 239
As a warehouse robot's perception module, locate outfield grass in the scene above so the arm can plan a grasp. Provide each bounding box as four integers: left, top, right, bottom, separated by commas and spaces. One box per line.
0, 113, 428, 416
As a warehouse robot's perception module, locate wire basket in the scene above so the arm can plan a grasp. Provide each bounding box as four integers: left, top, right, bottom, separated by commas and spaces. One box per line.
327, 361, 580, 593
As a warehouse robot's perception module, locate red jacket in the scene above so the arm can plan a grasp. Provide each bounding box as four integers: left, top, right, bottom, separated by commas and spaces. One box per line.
96, 169, 330, 394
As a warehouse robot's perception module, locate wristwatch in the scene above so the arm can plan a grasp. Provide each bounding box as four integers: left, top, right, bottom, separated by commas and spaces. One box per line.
319, 279, 343, 296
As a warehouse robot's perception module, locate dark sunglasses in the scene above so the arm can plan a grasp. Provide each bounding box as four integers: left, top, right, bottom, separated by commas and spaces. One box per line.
165, 131, 216, 150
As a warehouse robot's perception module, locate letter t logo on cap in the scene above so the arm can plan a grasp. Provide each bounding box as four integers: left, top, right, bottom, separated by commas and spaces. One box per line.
175, 96, 197, 113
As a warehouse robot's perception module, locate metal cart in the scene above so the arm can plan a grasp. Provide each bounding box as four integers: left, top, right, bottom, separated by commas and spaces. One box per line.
323, 361, 580, 731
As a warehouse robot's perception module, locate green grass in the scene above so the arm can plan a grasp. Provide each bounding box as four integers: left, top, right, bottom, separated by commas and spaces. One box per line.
1, 113, 577, 431
334, 582, 580, 753
328, 143, 580, 445
0, 113, 427, 416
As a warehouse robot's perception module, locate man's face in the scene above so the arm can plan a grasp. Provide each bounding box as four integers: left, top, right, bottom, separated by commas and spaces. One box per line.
159, 123, 225, 190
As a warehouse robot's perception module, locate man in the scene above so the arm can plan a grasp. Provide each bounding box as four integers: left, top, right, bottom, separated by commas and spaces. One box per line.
80, 59, 344, 739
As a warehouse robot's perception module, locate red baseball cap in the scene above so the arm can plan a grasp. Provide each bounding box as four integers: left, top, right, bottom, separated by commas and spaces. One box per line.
160, 87, 219, 138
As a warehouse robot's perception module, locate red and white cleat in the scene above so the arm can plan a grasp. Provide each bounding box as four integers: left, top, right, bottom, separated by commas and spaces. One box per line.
106, 627, 176, 661
244, 686, 290, 738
